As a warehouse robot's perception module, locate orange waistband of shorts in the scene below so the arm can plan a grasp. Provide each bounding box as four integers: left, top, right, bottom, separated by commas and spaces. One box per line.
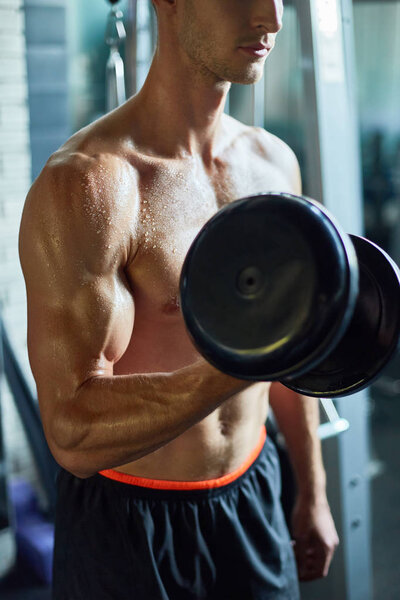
99, 425, 267, 491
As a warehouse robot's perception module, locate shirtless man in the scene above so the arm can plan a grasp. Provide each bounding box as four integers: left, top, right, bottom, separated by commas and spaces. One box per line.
19, 0, 339, 598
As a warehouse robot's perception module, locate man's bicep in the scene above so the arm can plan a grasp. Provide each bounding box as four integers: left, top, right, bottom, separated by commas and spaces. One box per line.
25, 271, 135, 402
19, 165, 136, 444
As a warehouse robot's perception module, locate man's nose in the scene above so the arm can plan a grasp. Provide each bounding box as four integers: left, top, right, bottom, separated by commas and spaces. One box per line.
250, 0, 283, 34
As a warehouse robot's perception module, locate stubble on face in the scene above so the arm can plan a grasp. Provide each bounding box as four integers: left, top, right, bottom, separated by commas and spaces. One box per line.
177, 0, 266, 86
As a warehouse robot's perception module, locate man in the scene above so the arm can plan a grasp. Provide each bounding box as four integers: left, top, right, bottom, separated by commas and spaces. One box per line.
19, 0, 339, 598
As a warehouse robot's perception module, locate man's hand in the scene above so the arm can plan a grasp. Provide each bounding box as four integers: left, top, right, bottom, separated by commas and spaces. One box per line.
291, 493, 339, 581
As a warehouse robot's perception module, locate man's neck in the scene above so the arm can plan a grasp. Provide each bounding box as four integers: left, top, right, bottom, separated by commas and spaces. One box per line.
130, 47, 231, 164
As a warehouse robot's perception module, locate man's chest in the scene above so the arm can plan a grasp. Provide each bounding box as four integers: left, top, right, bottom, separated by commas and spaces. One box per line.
125, 154, 293, 315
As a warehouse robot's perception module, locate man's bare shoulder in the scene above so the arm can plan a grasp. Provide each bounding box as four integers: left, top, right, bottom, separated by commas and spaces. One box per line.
21, 136, 141, 273
220, 115, 301, 194
28, 133, 138, 221
248, 127, 302, 194
34, 105, 139, 197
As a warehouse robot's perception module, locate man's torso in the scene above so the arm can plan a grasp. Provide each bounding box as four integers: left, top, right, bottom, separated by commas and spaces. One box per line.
50, 107, 296, 481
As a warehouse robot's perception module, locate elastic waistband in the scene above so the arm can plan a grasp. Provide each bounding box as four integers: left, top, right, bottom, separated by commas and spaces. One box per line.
99, 426, 267, 491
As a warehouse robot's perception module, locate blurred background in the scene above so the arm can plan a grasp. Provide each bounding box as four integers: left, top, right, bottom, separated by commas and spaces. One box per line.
0, 0, 399, 598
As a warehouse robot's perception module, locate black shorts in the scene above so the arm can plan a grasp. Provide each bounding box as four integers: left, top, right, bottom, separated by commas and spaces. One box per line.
52, 428, 300, 600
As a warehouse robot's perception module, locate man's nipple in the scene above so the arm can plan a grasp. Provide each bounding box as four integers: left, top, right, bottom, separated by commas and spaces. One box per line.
162, 295, 181, 315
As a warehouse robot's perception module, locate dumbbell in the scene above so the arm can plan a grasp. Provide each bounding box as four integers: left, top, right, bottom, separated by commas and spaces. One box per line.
179, 193, 400, 398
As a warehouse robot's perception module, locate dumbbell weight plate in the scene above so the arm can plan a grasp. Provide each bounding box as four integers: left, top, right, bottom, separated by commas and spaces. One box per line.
283, 235, 400, 397
180, 193, 359, 381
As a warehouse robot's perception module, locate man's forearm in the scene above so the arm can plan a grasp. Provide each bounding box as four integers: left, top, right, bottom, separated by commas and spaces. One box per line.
51, 359, 251, 478
269, 383, 326, 499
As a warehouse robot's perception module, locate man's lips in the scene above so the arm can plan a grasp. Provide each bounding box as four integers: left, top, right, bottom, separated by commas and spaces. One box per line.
238, 44, 272, 57
241, 43, 272, 51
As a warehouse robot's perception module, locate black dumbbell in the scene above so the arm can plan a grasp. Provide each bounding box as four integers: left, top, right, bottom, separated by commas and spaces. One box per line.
179, 193, 400, 398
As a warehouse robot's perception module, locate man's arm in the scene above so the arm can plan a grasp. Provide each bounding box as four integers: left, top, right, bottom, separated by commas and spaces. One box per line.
269, 384, 326, 499
19, 154, 251, 479
269, 384, 339, 580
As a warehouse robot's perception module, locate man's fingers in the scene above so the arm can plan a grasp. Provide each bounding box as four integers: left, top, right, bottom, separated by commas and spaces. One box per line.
293, 537, 336, 581
298, 555, 328, 581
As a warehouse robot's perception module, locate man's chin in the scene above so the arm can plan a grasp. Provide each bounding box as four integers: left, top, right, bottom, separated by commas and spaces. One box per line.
223, 64, 265, 86
229, 71, 264, 86
211, 62, 265, 86
240, 73, 264, 86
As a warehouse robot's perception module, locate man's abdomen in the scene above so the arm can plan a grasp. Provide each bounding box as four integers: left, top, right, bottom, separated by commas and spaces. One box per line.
112, 383, 270, 481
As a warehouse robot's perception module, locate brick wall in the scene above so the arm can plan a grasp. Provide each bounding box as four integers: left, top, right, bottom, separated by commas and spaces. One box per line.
0, 0, 37, 481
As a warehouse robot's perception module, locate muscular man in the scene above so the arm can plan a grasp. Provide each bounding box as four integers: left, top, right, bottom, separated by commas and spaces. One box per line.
19, 1, 339, 598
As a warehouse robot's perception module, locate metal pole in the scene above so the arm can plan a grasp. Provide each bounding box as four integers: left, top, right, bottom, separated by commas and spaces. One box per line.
105, 3, 127, 111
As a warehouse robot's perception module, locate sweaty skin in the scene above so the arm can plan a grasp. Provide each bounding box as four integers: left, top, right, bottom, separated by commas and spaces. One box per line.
19, 0, 338, 581
114, 122, 296, 480
21, 110, 296, 481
